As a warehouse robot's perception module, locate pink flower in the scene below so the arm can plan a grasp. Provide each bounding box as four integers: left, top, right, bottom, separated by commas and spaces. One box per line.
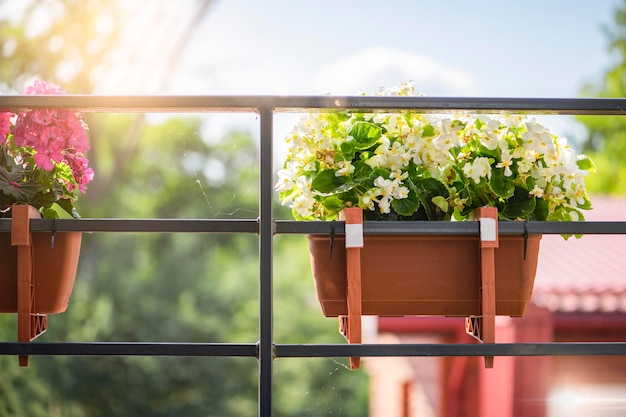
29, 126, 64, 170
1, 80, 93, 217
31, 109, 55, 125
0, 112, 11, 142
63, 153, 94, 192
21, 80, 65, 95
13, 81, 90, 171
34, 152, 55, 171
64, 118, 90, 152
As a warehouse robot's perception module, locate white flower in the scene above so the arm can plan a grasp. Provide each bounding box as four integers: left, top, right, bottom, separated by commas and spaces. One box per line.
516, 156, 533, 174
374, 176, 394, 197
290, 195, 315, 218
360, 189, 378, 210
433, 118, 460, 153
529, 185, 544, 198
365, 136, 410, 171
364, 153, 386, 168
296, 175, 312, 193
536, 132, 556, 156
335, 160, 355, 176
463, 157, 492, 183
377, 197, 391, 214
496, 148, 514, 177
275, 161, 299, 192
523, 120, 556, 156
386, 113, 411, 136
389, 171, 408, 181
481, 119, 503, 151
394, 185, 410, 199
371, 176, 409, 213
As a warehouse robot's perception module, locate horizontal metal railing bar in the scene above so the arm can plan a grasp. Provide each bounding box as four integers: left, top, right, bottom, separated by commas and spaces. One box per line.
516, 221, 626, 234
1, 342, 623, 359
275, 342, 626, 358
2, 95, 626, 115
1, 219, 624, 235
274, 220, 626, 235
0, 218, 259, 233
0, 342, 258, 357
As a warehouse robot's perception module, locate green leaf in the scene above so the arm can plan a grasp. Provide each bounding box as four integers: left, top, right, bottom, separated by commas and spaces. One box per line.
311, 169, 348, 194
412, 177, 449, 220
40, 207, 59, 219
489, 168, 515, 199
55, 200, 78, 218
350, 121, 382, 150
576, 155, 596, 172
422, 124, 435, 137
572, 208, 585, 222
352, 160, 372, 179
431, 195, 448, 212
371, 168, 391, 181
0, 165, 39, 201
533, 197, 549, 221
414, 177, 449, 198
391, 193, 420, 216
320, 195, 344, 212
502, 187, 536, 219
478, 144, 499, 158
577, 195, 593, 210
331, 181, 359, 194
340, 142, 355, 160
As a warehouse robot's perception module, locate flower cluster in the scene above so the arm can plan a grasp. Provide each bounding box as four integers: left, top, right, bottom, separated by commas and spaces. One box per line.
1, 80, 94, 218
276, 82, 594, 222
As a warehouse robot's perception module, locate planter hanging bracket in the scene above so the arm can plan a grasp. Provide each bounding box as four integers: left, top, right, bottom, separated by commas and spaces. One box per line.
465, 206, 498, 368
339, 207, 364, 369
11, 205, 48, 367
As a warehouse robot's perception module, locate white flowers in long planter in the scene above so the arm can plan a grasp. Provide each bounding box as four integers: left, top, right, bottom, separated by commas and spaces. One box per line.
276, 82, 594, 223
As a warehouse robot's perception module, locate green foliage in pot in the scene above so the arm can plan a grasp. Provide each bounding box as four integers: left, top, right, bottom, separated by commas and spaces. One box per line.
276, 82, 594, 222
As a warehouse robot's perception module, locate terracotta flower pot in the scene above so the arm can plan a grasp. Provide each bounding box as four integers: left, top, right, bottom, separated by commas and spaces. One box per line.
308, 233, 541, 318
0, 226, 82, 314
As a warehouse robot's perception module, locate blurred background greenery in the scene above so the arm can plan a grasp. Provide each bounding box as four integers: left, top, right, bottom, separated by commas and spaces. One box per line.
2, 0, 626, 415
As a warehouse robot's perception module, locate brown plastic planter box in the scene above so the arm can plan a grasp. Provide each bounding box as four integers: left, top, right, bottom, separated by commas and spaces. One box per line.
308, 233, 541, 318
0, 208, 82, 314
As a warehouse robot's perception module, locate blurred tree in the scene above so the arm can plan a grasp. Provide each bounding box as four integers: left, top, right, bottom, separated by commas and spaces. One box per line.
0, 1, 369, 415
0, 0, 213, 93
577, 0, 626, 194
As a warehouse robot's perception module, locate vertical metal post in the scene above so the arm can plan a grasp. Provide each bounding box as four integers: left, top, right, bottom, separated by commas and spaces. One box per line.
258, 107, 274, 417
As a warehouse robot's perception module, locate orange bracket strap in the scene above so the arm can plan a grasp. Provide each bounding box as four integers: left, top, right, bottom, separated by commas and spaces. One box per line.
12, 205, 48, 367
342, 207, 363, 369
465, 207, 498, 368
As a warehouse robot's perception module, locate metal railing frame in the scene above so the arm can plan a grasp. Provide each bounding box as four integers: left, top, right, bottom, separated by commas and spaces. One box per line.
1, 95, 626, 416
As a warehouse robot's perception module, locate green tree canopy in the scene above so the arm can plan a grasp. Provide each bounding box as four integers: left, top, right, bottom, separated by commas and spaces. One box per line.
577, 0, 626, 194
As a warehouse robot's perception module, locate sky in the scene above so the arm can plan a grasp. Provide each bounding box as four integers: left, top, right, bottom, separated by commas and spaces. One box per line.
3, 0, 622, 143
146, 0, 622, 144
170, 0, 619, 98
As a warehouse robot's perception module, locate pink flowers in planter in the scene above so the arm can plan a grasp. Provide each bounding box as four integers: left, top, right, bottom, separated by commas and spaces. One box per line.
1, 80, 94, 217
0, 112, 10, 139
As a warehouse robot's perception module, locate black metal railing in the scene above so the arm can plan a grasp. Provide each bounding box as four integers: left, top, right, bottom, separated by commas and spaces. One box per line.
2, 95, 626, 416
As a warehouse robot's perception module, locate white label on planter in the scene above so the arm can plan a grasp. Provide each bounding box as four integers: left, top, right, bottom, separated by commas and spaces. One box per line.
479, 217, 497, 241
345, 223, 364, 248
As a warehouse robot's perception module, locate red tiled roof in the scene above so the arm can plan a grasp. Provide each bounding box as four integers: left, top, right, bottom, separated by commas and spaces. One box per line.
532, 196, 626, 313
